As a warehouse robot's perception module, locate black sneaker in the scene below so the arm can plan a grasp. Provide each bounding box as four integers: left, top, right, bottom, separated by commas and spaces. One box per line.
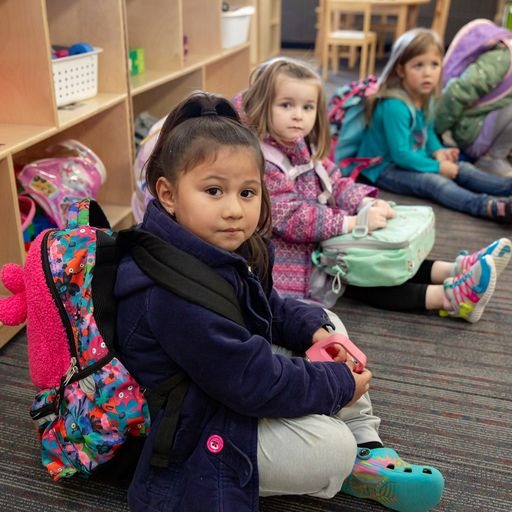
488, 198, 512, 224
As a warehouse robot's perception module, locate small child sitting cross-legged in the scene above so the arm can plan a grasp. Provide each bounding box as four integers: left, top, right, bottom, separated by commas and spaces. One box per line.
235, 56, 511, 322
113, 91, 445, 512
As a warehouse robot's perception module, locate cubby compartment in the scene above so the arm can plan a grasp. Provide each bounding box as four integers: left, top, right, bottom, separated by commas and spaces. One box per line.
0, 157, 25, 268
0, 156, 25, 348
45, 0, 128, 128
0, 0, 256, 347
255, 0, 282, 63
132, 70, 204, 120
13, 101, 134, 230
126, 0, 184, 95
0, 1, 57, 154
182, 0, 223, 66
204, 48, 252, 99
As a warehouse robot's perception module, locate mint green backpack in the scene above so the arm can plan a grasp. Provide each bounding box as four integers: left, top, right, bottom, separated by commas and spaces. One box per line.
310, 204, 435, 307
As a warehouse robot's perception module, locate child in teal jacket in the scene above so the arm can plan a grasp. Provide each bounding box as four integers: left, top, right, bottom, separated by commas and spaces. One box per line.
357, 28, 512, 224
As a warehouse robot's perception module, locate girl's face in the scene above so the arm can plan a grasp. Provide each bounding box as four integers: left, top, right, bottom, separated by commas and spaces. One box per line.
157, 146, 262, 253
397, 45, 442, 106
271, 74, 318, 144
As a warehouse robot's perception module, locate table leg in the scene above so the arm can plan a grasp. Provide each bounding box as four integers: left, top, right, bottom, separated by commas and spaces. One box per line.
394, 5, 407, 38
407, 5, 419, 29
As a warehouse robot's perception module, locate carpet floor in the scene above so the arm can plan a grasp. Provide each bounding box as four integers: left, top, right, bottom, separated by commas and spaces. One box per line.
1, 54, 511, 510
1, 193, 510, 512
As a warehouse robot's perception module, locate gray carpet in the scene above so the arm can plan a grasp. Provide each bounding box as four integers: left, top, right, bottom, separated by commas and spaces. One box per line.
1, 194, 511, 512
1, 53, 511, 510
262, 192, 512, 512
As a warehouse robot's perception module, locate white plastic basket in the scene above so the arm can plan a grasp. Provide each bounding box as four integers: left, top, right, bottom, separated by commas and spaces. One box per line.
52, 47, 103, 107
221, 7, 255, 49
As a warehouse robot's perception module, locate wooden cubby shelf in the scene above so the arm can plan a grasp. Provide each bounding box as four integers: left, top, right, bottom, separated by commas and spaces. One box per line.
0, 0, 270, 348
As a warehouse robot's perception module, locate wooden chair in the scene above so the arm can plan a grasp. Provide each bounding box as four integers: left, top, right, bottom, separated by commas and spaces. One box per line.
315, 5, 356, 60
319, 0, 377, 81
495, 0, 507, 25
431, 0, 452, 45
371, 8, 398, 59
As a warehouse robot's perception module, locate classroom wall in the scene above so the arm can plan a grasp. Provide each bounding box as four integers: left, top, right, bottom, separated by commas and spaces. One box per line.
281, 0, 502, 48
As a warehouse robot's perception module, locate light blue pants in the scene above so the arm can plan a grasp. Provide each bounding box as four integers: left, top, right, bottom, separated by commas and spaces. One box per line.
257, 309, 381, 498
376, 161, 512, 218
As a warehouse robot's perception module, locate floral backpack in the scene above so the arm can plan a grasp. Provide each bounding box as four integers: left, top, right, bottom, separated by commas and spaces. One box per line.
0, 199, 243, 480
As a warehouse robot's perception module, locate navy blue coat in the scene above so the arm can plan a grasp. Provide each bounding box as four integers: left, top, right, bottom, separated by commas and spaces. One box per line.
115, 200, 355, 511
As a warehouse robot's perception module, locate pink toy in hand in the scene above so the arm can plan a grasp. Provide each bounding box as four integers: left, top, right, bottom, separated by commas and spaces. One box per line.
306, 333, 367, 373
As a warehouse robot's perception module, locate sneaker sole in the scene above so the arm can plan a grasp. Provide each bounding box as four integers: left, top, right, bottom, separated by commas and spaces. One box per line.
489, 238, 512, 277
342, 467, 445, 512
467, 255, 497, 323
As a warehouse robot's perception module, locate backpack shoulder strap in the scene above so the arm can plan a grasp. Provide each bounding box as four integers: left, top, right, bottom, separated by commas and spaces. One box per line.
114, 228, 247, 469
261, 141, 296, 177
117, 228, 245, 326
379, 88, 417, 126
261, 142, 334, 205
67, 198, 111, 230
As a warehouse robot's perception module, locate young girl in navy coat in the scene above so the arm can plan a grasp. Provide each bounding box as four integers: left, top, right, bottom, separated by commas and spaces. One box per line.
114, 91, 444, 512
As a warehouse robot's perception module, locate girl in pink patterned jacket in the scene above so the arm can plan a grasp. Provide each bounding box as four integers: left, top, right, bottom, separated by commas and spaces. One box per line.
236, 57, 510, 323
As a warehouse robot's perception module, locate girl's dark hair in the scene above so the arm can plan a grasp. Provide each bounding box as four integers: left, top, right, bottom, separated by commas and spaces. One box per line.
242, 57, 331, 160
144, 91, 272, 288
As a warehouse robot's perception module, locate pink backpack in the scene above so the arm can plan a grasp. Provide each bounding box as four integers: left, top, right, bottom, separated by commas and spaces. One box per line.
17, 140, 106, 229
131, 116, 166, 223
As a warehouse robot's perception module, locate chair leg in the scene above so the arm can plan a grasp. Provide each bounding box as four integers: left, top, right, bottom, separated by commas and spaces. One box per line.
369, 40, 376, 76
332, 49, 339, 75
322, 43, 329, 81
349, 47, 357, 69
377, 36, 385, 60
360, 44, 368, 80
315, 31, 322, 62
314, 7, 323, 62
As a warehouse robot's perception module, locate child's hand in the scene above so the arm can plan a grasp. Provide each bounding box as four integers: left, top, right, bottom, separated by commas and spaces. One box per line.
447, 147, 460, 161
311, 327, 331, 343
328, 342, 349, 362
434, 147, 459, 162
439, 160, 459, 179
373, 199, 396, 219
367, 205, 390, 231
311, 329, 349, 362
346, 366, 372, 406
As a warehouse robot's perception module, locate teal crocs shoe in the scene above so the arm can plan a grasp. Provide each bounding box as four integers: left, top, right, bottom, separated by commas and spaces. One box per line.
341, 447, 444, 512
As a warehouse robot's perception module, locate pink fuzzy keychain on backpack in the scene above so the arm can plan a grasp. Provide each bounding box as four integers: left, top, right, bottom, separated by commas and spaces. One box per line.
0, 231, 71, 388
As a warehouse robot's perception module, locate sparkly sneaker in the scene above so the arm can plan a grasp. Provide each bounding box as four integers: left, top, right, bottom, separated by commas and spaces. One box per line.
452, 238, 512, 277
340, 447, 444, 512
440, 255, 496, 323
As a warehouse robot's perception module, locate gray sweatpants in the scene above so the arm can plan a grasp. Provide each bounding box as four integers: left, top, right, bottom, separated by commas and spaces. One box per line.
258, 308, 381, 498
